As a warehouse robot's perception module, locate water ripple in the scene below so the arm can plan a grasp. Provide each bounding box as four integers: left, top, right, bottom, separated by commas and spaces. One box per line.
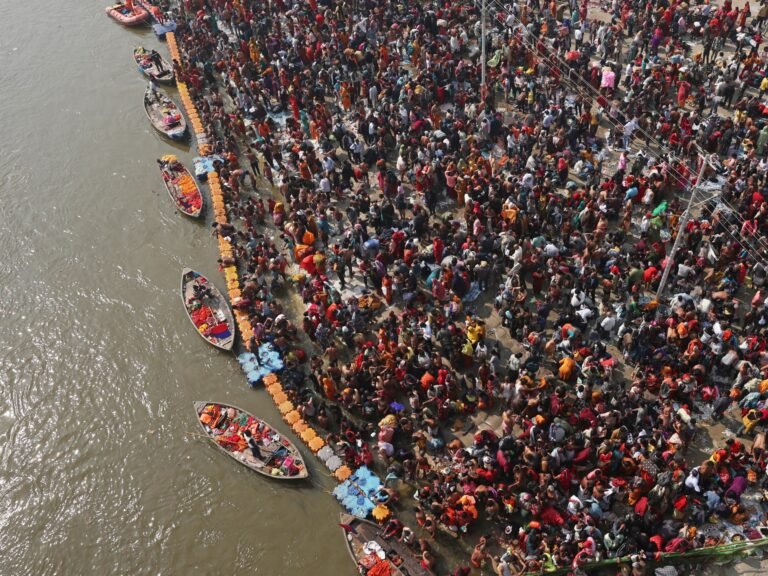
0, 3, 353, 575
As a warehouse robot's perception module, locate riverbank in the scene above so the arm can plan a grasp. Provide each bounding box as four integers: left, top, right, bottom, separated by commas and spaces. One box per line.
0, 2, 359, 574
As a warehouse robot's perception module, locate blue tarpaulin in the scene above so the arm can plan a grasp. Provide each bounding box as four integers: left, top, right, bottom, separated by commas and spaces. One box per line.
238, 343, 284, 386
193, 155, 224, 181
332, 467, 384, 518
153, 21, 177, 39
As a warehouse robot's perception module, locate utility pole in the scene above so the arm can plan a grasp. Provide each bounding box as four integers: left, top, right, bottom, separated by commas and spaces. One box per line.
481, 0, 487, 101
654, 155, 710, 313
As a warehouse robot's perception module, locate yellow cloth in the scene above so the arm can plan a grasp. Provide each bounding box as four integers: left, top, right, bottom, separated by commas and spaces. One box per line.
559, 357, 576, 381
467, 324, 485, 344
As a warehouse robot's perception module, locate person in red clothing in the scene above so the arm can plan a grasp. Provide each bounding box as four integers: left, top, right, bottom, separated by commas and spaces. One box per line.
643, 264, 660, 285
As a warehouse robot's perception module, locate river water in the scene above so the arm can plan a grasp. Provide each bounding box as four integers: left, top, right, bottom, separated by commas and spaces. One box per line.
0, 3, 349, 574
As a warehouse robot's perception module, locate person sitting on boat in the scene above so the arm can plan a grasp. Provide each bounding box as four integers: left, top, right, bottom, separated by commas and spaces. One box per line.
193, 282, 213, 301
242, 429, 262, 460
215, 409, 248, 448
381, 517, 403, 540
162, 109, 180, 127
157, 158, 171, 173
398, 525, 416, 549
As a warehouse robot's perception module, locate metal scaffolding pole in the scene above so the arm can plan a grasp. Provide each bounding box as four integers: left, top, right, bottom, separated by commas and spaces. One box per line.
654, 155, 710, 311
481, 0, 486, 100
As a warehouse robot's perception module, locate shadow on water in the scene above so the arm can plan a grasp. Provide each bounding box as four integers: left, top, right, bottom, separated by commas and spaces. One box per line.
119, 24, 155, 40
148, 131, 193, 152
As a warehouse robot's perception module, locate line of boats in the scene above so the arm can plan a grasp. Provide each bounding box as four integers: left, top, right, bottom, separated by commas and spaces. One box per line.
106, 6, 429, 574
109, 3, 186, 141
108, 0, 313, 501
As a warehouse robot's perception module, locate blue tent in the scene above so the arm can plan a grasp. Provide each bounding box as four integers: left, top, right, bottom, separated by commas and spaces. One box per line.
153, 21, 177, 40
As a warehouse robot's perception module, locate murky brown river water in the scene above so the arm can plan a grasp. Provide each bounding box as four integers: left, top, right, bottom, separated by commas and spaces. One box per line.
0, 3, 350, 574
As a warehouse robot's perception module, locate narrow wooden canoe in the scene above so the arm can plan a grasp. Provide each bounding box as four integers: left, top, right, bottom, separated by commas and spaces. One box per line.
158, 155, 203, 217
144, 85, 187, 141
340, 513, 429, 576
194, 401, 309, 481
105, 3, 150, 26
180, 268, 235, 351
133, 47, 174, 84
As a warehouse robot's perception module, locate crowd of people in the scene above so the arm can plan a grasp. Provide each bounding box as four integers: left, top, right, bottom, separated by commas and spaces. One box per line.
170, 0, 768, 573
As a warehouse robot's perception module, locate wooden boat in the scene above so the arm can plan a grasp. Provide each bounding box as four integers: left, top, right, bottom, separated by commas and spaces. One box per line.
105, 2, 150, 26
158, 155, 203, 217
133, 47, 174, 84
144, 85, 187, 141
180, 268, 235, 351
340, 513, 429, 576
194, 401, 309, 480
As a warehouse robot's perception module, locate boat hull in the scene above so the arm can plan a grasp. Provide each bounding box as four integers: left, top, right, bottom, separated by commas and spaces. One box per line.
194, 401, 309, 481
105, 4, 150, 26
159, 156, 203, 218
144, 87, 188, 141
180, 268, 235, 351
134, 48, 175, 84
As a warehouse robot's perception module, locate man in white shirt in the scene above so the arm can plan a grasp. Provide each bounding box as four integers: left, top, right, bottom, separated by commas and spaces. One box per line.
542, 110, 555, 131
544, 242, 559, 257
600, 311, 617, 335
677, 262, 695, 279
571, 288, 586, 308
623, 117, 639, 150
521, 172, 534, 190
350, 140, 364, 163
508, 352, 522, 377
506, 132, 517, 154
576, 305, 594, 323
640, 212, 651, 235
322, 155, 336, 174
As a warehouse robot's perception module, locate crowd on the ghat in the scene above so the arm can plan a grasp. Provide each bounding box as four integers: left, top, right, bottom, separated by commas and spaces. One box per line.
171, 0, 768, 573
